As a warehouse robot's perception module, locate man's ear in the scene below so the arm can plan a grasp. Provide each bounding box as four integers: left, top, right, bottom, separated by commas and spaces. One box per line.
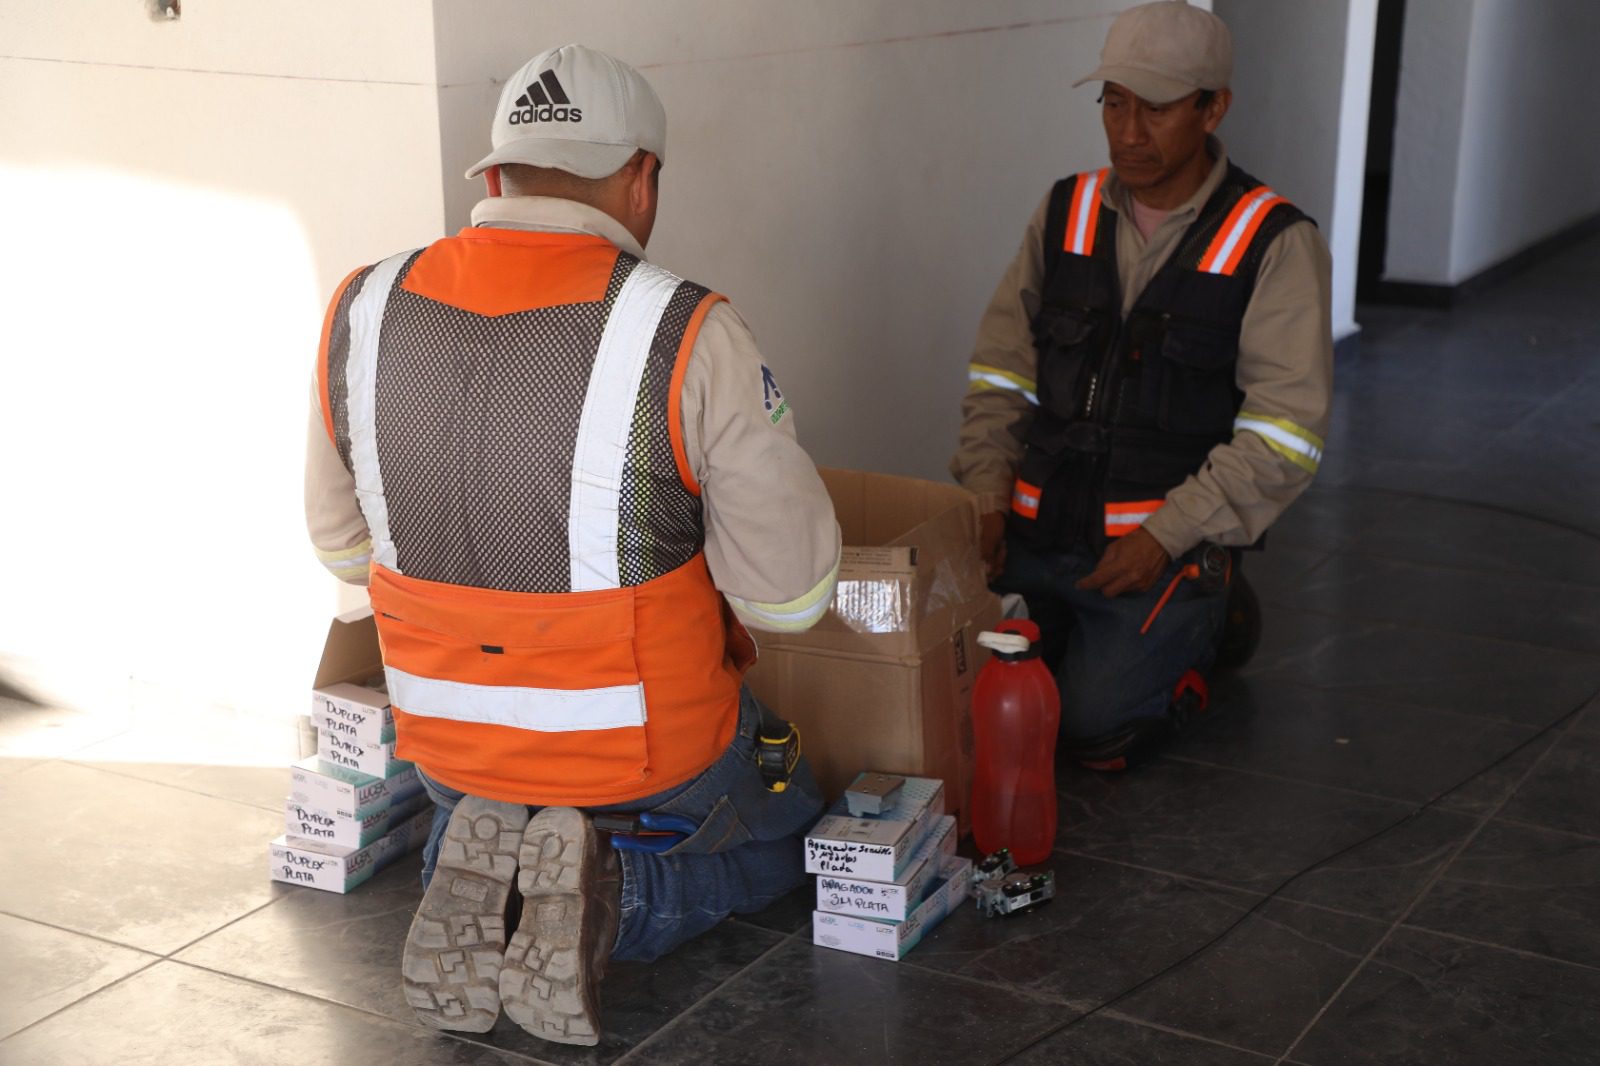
485, 164, 502, 197
1204, 89, 1232, 133
630, 153, 659, 214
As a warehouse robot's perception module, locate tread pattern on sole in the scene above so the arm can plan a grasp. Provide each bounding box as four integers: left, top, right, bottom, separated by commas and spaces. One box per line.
403, 797, 528, 1034
499, 807, 606, 1046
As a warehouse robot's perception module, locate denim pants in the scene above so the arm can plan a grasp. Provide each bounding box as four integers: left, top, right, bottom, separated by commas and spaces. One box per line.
416, 687, 823, 963
994, 538, 1230, 741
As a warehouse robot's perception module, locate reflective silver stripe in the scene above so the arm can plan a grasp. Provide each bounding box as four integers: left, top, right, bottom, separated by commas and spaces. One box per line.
1234, 415, 1323, 470
968, 369, 1039, 406
385, 666, 647, 732
1201, 189, 1281, 273
568, 260, 680, 592
1069, 170, 1102, 255
1105, 511, 1157, 528
345, 252, 413, 573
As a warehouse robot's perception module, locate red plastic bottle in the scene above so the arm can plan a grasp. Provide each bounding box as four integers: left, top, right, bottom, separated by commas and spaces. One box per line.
970, 619, 1061, 866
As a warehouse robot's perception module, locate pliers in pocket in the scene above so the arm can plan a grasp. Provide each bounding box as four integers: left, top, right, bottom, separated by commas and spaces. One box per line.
593, 811, 700, 853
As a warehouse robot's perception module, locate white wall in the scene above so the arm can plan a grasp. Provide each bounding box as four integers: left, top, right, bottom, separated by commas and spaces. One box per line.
1213, 0, 1376, 342
0, 1, 446, 715
1387, 0, 1600, 285
431, 1, 1172, 481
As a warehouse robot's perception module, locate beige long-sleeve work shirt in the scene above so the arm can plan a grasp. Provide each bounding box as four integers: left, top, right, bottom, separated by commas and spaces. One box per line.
305, 196, 841, 632
950, 144, 1334, 557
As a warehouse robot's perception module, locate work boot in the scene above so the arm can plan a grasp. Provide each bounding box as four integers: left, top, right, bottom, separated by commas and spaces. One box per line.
402, 796, 528, 1032
1215, 567, 1262, 670
499, 807, 622, 1046
1068, 716, 1173, 772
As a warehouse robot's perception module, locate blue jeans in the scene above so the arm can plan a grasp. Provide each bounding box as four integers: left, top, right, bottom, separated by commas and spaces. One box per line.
416, 687, 823, 963
994, 539, 1230, 741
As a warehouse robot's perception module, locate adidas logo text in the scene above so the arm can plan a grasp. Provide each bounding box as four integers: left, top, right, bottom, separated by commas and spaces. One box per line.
510, 70, 582, 125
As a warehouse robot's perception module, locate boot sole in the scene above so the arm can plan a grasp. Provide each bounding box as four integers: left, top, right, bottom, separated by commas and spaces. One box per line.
402, 796, 527, 1033
499, 807, 603, 1046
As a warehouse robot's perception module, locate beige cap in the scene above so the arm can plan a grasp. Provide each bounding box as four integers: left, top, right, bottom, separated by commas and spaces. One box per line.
466, 44, 666, 181
1073, 0, 1233, 105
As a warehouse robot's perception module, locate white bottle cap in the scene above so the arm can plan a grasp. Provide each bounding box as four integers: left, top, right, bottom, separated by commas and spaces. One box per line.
977, 631, 1031, 656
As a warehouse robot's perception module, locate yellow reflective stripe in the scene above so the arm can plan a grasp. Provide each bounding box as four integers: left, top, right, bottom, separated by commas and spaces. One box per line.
316, 539, 372, 573
1234, 412, 1324, 474
726, 560, 840, 633
967, 364, 1038, 406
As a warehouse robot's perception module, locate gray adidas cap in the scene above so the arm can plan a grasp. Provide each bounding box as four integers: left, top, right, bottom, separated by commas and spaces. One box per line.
1074, 0, 1233, 105
466, 44, 666, 181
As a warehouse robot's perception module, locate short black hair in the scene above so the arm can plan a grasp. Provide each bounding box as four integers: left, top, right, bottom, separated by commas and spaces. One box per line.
1195, 90, 1217, 110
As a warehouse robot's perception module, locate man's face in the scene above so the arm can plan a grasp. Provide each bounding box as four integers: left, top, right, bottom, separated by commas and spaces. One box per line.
1101, 83, 1225, 196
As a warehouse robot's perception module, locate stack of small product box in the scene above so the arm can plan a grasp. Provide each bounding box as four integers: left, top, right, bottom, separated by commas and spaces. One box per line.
268, 671, 434, 893
808, 773, 972, 961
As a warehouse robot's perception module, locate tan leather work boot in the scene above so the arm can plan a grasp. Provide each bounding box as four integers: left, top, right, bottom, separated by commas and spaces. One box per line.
498, 807, 622, 1046
402, 796, 528, 1032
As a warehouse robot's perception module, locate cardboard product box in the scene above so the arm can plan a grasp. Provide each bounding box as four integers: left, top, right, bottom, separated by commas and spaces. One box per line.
284, 788, 432, 851
268, 805, 433, 894
804, 775, 944, 882
318, 728, 409, 780
312, 681, 396, 746
816, 814, 957, 922
745, 469, 1002, 831
812, 855, 974, 962
289, 755, 390, 821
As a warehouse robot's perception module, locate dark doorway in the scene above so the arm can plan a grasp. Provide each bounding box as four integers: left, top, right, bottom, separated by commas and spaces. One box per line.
1357, 0, 1407, 301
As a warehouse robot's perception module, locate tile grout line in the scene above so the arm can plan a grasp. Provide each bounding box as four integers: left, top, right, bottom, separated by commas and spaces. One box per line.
1158, 754, 1428, 806
1270, 711, 1575, 1065
1097, 1008, 1281, 1062
0, 956, 165, 1046
0, 909, 167, 957
1391, 924, 1600, 975
1254, 599, 1600, 662
610, 929, 799, 1066
60, 757, 287, 813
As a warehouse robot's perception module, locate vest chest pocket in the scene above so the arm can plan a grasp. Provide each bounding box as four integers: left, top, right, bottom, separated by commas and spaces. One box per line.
1031, 306, 1109, 413
1156, 321, 1241, 437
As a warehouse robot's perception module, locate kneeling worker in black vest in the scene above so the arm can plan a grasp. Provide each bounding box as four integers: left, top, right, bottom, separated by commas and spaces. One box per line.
951, 0, 1333, 769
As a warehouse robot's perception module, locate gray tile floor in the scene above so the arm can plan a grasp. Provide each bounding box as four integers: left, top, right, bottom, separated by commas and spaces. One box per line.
4, 233, 1599, 1064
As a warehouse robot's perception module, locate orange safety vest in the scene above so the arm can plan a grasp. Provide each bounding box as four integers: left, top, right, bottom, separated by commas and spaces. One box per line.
318, 227, 748, 806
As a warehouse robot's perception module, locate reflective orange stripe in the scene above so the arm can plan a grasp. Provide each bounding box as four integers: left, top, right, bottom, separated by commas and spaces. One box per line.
373, 554, 742, 807
1011, 478, 1043, 519
317, 266, 365, 445
668, 291, 725, 497
1197, 186, 1285, 275
1105, 499, 1164, 537
1063, 168, 1109, 256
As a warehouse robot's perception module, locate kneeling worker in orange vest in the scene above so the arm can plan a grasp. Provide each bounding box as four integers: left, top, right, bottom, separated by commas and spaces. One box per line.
304, 44, 841, 1046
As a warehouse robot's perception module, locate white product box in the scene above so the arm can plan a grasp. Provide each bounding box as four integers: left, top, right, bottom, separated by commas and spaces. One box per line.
289, 755, 389, 820
318, 728, 408, 780
804, 775, 945, 882
284, 789, 431, 851
385, 761, 423, 802
312, 680, 395, 746
812, 855, 973, 961
816, 815, 956, 922
268, 806, 432, 894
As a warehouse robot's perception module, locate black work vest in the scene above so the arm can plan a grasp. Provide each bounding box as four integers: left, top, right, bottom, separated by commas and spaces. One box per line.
1009, 162, 1312, 552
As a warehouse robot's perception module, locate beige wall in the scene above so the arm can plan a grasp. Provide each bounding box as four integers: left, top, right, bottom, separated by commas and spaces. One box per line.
0, 1, 445, 714
432, 1, 1165, 480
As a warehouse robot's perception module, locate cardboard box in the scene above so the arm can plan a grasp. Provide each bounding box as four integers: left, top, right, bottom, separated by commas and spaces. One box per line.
812, 855, 973, 961
746, 469, 1001, 830
288, 755, 390, 820
268, 806, 432, 894
805, 775, 944, 882
284, 788, 431, 851
312, 681, 395, 746
317, 728, 409, 780
816, 814, 957, 922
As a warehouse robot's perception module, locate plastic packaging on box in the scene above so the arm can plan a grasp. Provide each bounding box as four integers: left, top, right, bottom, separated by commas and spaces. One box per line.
812, 855, 973, 961
816, 815, 956, 922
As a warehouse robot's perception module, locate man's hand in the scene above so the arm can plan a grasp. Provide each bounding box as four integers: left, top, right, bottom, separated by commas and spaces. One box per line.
1076, 526, 1171, 598
979, 511, 1008, 581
